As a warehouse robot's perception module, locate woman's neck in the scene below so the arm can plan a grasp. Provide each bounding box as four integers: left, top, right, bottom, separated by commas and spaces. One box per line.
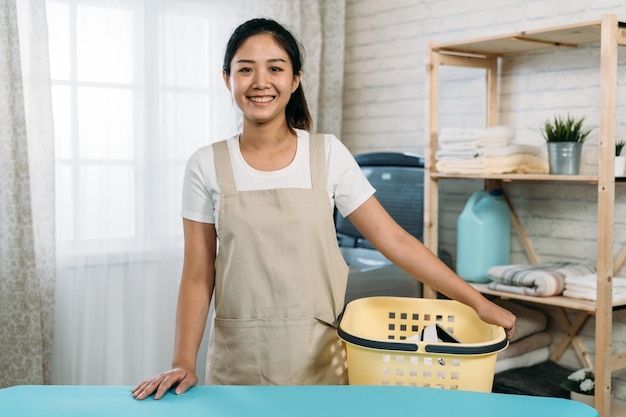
238, 121, 297, 171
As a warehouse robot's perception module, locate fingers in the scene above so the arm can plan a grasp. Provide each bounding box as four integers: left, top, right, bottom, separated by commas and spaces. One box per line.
131, 369, 198, 400
131, 373, 176, 400
505, 325, 515, 341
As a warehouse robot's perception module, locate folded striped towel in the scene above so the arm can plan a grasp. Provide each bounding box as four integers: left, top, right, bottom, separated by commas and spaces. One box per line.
487, 262, 596, 297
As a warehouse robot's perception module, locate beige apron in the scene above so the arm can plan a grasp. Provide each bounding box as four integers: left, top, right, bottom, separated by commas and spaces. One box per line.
205, 134, 349, 385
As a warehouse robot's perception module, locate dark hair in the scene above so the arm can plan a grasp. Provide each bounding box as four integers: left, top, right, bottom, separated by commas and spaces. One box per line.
223, 18, 312, 132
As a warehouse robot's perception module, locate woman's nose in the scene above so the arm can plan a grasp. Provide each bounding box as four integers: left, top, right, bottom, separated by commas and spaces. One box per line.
252, 69, 270, 89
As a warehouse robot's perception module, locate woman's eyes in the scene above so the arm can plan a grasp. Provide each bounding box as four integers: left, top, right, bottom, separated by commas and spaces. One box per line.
237, 66, 284, 73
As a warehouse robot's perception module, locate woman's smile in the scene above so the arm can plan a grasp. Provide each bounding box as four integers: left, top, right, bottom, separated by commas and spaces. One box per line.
248, 95, 276, 104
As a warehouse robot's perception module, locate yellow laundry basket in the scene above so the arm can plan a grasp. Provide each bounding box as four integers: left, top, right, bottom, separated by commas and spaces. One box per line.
337, 296, 508, 392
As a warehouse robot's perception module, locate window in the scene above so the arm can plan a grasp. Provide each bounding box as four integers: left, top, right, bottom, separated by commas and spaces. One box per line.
47, 0, 237, 256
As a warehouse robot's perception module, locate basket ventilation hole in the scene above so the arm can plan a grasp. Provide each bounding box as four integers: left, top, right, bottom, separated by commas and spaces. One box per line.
410, 356, 418, 365
382, 354, 391, 363
452, 359, 461, 367
424, 358, 432, 366
447, 315, 455, 323
437, 371, 445, 379
388, 312, 396, 319
401, 313, 408, 320
451, 372, 459, 379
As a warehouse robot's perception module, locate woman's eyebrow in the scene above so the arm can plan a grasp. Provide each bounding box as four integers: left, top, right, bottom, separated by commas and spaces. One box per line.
235, 58, 288, 64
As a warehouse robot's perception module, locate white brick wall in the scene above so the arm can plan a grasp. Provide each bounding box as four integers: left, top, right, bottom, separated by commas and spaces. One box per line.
343, 0, 626, 404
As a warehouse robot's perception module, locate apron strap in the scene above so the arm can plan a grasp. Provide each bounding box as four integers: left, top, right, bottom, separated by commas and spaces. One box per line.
213, 140, 237, 195
309, 133, 327, 190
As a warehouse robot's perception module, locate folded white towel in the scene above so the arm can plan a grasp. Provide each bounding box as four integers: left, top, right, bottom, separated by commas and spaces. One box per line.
438, 141, 480, 151
565, 274, 626, 289
435, 154, 549, 175
482, 154, 548, 174
479, 144, 544, 158
563, 288, 626, 302
435, 149, 480, 160
563, 274, 626, 301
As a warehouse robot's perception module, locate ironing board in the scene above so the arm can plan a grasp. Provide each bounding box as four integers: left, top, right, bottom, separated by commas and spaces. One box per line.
0, 385, 597, 417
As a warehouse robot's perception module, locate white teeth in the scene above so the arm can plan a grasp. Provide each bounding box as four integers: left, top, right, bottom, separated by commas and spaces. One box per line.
249, 96, 274, 103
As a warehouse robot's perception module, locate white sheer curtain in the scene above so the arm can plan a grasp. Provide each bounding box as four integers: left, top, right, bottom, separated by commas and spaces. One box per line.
49, 0, 346, 385
0, 0, 55, 387
49, 0, 238, 385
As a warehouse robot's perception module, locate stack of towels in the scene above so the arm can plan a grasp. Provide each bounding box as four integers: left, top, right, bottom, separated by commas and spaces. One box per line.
564, 274, 626, 302
494, 299, 552, 373
487, 262, 597, 297
435, 126, 549, 175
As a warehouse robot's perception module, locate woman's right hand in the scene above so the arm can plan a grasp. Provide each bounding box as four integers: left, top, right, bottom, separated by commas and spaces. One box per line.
132, 368, 198, 400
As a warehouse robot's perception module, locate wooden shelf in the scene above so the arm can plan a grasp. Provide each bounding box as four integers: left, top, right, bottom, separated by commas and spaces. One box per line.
424, 15, 624, 417
430, 173, 599, 183
431, 173, 626, 183
471, 283, 626, 313
431, 19, 626, 57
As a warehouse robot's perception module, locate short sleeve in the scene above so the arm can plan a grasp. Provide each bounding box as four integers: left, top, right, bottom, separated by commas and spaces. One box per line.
326, 135, 375, 217
180, 146, 216, 224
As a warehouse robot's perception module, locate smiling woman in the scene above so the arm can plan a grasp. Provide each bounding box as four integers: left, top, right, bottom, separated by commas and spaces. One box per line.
46, 0, 348, 388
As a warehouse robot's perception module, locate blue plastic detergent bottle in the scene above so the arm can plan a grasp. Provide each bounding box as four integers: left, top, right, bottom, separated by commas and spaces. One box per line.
456, 189, 511, 283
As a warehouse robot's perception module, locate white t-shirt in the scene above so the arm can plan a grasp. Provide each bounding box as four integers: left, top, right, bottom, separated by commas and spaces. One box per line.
181, 130, 375, 231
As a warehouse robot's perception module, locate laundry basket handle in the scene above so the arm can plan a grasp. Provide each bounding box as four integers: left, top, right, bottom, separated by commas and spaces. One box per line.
337, 327, 419, 352
424, 338, 508, 355
337, 327, 508, 355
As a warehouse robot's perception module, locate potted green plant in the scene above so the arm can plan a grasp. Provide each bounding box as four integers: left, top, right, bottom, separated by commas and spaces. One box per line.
616, 139, 626, 177
561, 368, 595, 406
541, 114, 594, 175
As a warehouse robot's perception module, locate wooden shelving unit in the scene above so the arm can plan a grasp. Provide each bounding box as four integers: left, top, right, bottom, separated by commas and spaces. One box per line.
424, 15, 626, 417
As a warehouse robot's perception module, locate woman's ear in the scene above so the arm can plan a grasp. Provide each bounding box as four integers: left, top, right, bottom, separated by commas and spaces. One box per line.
291, 71, 302, 93
222, 70, 232, 91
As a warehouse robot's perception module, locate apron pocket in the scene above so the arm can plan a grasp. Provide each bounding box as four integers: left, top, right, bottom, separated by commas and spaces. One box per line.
207, 316, 346, 385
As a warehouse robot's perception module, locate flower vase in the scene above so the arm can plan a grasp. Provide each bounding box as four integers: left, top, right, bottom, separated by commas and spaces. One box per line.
570, 391, 594, 407
547, 142, 583, 175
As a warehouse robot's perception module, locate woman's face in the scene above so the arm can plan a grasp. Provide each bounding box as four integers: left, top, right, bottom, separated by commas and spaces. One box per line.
224, 33, 301, 127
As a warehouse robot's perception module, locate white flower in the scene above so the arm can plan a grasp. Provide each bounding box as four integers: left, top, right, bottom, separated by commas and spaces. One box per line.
580, 379, 594, 393
568, 369, 588, 382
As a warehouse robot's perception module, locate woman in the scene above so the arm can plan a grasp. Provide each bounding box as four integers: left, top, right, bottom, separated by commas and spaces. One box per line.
132, 17, 515, 400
